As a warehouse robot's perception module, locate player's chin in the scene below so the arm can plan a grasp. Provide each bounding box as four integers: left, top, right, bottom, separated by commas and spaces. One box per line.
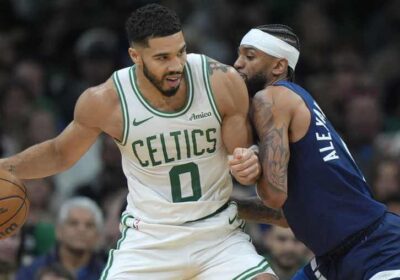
237, 72, 247, 81
162, 84, 180, 97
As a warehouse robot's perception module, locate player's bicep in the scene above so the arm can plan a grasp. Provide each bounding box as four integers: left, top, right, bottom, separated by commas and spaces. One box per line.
210, 61, 252, 153
222, 111, 252, 154
251, 90, 290, 194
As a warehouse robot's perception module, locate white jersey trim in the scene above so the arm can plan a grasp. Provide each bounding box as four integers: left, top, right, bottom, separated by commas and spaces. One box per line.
112, 71, 129, 146
129, 64, 194, 117
369, 270, 400, 280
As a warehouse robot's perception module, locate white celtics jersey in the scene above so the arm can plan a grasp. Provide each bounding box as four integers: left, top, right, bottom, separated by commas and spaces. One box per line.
113, 54, 232, 225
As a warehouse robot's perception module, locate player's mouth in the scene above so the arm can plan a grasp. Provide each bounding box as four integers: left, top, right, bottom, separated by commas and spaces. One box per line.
165, 74, 182, 88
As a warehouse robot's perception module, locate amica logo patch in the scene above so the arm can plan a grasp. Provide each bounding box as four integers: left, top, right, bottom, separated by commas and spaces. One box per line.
189, 112, 212, 121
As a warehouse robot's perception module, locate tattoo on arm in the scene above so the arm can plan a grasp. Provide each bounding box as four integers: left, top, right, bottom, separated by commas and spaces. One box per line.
207, 58, 229, 75
7, 165, 16, 174
236, 197, 285, 223
251, 97, 289, 193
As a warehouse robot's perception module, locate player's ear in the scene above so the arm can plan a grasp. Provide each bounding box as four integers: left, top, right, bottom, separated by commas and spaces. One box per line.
128, 47, 141, 65
271, 58, 288, 76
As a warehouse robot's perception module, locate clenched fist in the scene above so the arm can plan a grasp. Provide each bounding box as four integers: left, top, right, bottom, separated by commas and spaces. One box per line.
228, 147, 261, 185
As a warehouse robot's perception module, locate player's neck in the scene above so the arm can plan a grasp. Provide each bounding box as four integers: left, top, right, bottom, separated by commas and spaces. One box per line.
135, 68, 188, 112
266, 75, 288, 87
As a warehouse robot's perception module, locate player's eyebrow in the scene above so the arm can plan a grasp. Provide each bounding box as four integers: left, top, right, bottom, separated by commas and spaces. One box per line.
179, 45, 186, 53
153, 45, 186, 58
237, 46, 257, 54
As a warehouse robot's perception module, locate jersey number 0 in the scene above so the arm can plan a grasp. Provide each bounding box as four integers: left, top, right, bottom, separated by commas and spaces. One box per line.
169, 162, 202, 202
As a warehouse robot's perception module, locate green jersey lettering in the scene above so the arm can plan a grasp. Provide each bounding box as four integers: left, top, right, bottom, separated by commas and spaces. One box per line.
131, 128, 219, 167
132, 140, 149, 167
183, 129, 191, 159
160, 133, 174, 163
206, 128, 217, 153
192, 129, 205, 156
147, 135, 162, 166
170, 131, 182, 160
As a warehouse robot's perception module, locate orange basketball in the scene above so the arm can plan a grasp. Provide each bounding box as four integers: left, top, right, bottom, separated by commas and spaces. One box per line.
0, 169, 29, 240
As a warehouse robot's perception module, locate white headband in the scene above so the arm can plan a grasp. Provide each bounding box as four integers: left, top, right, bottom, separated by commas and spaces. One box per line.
240, 29, 299, 70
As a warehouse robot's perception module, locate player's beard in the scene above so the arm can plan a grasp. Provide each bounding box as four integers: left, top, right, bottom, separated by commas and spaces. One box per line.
143, 62, 182, 97
245, 72, 268, 97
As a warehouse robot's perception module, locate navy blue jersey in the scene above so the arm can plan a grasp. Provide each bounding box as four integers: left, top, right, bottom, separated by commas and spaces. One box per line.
275, 80, 386, 256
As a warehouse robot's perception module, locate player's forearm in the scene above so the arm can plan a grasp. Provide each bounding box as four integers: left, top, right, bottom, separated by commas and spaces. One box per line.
0, 139, 70, 179
256, 176, 288, 209
234, 196, 288, 227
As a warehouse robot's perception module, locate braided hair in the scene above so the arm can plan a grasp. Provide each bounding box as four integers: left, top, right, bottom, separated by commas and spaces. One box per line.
256, 24, 300, 81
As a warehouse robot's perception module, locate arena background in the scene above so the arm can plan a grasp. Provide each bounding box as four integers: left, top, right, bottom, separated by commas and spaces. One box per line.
0, 0, 399, 279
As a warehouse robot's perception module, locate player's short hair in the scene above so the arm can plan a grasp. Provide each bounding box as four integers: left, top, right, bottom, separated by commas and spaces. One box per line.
256, 24, 300, 81
125, 4, 182, 47
57, 196, 104, 231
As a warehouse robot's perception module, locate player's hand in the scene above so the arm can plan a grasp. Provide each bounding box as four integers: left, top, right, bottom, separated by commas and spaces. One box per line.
228, 147, 261, 186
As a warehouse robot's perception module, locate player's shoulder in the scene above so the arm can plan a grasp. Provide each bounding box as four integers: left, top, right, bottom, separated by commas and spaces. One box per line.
186, 53, 242, 87
202, 56, 245, 99
79, 78, 118, 106
74, 77, 118, 124
205, 55, 240, 80
254, 83, 303, 111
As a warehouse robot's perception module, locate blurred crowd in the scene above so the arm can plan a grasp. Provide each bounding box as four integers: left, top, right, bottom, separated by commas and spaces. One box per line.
0, 0, 399, 279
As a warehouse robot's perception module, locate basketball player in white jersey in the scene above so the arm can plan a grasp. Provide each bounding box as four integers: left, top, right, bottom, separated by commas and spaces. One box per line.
0, 4, 277, 280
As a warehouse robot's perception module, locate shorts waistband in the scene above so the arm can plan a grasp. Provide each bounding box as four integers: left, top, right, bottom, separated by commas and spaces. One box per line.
320, 213, 385, 261
186, 201, 231, 223
120, 201, 232, 228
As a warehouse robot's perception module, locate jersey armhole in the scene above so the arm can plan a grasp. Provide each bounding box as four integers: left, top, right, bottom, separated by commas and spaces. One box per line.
201, 55, 222, 125
112, 71, 130, 146
273, 84, 313, 146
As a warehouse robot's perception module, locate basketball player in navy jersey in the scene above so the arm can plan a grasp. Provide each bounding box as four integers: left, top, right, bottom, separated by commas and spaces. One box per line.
234, 24, 400, 279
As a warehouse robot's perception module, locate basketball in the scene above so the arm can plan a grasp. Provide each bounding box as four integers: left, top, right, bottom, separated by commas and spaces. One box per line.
0, 169, 29, 240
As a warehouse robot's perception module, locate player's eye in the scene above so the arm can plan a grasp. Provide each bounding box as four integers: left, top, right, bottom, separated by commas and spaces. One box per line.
157, 55, 168, 61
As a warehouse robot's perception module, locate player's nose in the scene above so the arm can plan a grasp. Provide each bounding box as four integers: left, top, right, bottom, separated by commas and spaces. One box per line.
167, 56, 184, 72
234, 56, 244, 70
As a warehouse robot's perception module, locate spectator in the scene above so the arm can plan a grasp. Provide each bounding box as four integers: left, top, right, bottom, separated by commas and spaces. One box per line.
13, 58, 55, 113
262, 226, 311, 280
383, 194, 400, 215
73, 135, 126, 206
0, 80, 33, 155
371, 156, 400, 201
16, 197, 105, 280
24, 109, 58, 148
343, 95, 383, 178
35, 263, 75, 280
0, 229, 24, 280
55, 28, 119, 124
21, 178, 57, 264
